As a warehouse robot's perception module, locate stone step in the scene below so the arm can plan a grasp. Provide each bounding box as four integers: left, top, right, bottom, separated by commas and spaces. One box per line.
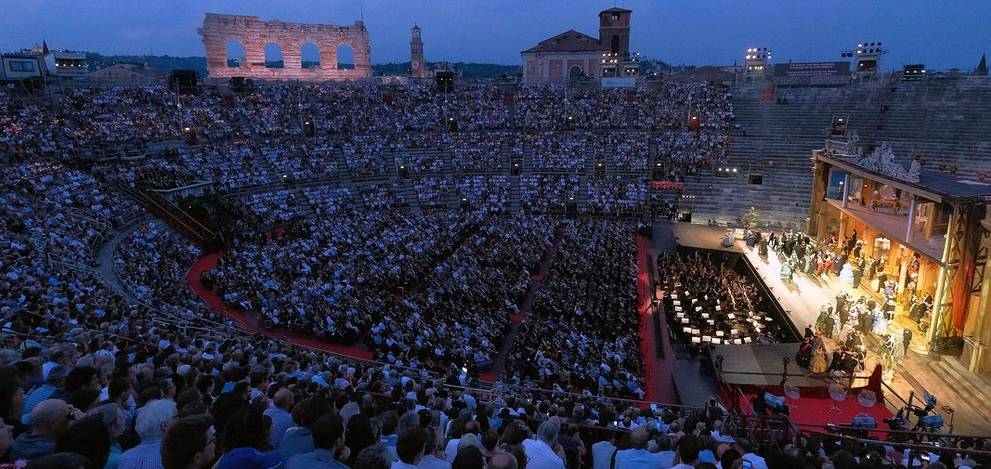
927, 357, 991, 419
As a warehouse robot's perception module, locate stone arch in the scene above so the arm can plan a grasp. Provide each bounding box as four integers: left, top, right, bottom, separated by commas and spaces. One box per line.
569, 66, 583, 81
225, 39, 246, 67
264, 42, 284, 68
336, 43, 355, 69
199, 14, 373, 80
300, 42, 320, 68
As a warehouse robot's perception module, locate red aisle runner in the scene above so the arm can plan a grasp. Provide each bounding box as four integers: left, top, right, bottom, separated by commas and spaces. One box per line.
186, 252, 374, 360
636, 234, 679, 404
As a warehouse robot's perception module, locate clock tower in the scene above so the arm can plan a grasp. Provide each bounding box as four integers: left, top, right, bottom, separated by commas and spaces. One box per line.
410, 24, 425, 78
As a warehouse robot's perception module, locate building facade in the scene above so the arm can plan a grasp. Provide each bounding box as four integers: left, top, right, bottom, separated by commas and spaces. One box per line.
521, 7, 639, 83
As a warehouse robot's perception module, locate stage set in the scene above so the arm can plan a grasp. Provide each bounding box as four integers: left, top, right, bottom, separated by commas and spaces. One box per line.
663, 134, 991, 435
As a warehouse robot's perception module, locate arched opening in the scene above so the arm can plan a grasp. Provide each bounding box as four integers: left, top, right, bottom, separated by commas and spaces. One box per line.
610, 35, 620, 54
336, 44, 355, 70
225, 40, 245, 68
301, 42, 320, 69
264, 42, 284, 68
569, 66, 583, 81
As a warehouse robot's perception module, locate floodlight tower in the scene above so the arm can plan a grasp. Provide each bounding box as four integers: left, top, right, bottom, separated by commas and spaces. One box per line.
841, 41, 886, 80
745, 47, 771, 78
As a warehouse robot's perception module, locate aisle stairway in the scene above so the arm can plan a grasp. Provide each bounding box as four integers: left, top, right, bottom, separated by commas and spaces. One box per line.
926, 356, 991, 423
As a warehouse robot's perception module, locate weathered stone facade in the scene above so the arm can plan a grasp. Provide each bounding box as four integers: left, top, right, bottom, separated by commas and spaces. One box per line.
199, 13, 372, 81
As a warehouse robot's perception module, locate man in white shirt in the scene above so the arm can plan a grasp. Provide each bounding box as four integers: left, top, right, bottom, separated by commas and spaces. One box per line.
615, 427, 666, 469
735, 438, 768, 469
522, 420, 566, 469
591, 435, 617, 469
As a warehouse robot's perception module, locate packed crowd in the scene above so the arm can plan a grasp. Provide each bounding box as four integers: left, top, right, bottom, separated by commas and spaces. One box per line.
506, 221, 646, 400
520, 175, 579, 214
200, 210, 559, 372
585, 176, 649, 216
3, 80, 990, 468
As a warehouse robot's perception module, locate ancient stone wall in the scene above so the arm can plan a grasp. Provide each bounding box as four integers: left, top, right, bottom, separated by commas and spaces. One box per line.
199, 13, 372, 81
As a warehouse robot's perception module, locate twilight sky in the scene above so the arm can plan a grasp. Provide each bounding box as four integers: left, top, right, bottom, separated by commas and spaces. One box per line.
1, 0, 988, 70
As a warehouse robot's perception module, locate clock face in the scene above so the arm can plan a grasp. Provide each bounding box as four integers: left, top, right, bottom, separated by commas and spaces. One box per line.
411, 60, 419, 69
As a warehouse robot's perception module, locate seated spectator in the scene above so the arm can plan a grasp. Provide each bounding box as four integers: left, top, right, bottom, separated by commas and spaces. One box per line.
673, 435, 702, 469
264, 389, 295, 448
490, 452, 518, 469
286, 414, 348, 469
393, 427, 428, 469
735, 438, 767, 469
54, 415, 111, 469
522, 420, 565, 469
22, 365, 70, 420
161, 414, 216, 469
352, 443, 392, 469
278, 398, 329, 462
118, 399, 177, 469
452, 445, 485, 469
12, 399, 78, 461
615, 427, 665, 468
215, 402, 280, 469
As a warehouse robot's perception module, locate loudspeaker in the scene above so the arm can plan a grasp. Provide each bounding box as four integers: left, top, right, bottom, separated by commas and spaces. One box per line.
511, 162, 520, 176
169, 70, 199, 95
303, 120, 315, 138
435, 71, 454, 92
183, 127, 198, 145
566, 201, 578, 219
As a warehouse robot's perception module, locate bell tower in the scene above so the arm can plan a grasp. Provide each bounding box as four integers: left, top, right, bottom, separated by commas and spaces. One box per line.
599, 7, 632, 58
410, 24, 425, 78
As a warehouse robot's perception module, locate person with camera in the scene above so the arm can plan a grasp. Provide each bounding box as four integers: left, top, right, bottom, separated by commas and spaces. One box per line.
10, 399, 84, 461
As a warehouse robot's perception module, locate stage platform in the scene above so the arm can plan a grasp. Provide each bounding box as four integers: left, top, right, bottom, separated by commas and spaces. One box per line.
670, 223, 742, 253
710, 343, 825, 388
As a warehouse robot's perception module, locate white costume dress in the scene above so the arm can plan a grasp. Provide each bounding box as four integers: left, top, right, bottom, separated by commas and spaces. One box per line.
839, 262, 855, 286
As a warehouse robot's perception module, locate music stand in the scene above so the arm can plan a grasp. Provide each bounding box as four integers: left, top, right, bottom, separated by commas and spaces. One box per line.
828, 383, 847, 414
857, 389, 876, 416
784, 383, 800, 410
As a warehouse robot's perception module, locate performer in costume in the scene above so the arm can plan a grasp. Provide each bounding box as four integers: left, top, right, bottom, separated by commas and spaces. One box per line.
873, 307, 889, 335
810, 338, 829, 374
780, 254, 794, 282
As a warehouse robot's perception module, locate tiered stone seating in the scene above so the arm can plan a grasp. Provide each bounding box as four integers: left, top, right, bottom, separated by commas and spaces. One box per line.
690, 81, 904, 228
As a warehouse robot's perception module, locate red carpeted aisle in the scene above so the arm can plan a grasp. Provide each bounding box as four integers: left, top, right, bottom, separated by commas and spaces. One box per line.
637, 234, 679, 404
481, 225, 566, 383
186, 252, 374, 360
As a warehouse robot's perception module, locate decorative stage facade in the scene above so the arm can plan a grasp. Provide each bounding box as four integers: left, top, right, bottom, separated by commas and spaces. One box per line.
808, 137, 991, 379
199, 13, 372, 81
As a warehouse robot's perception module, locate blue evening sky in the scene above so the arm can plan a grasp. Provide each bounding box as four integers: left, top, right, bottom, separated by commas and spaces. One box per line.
1, 0, 988, 70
